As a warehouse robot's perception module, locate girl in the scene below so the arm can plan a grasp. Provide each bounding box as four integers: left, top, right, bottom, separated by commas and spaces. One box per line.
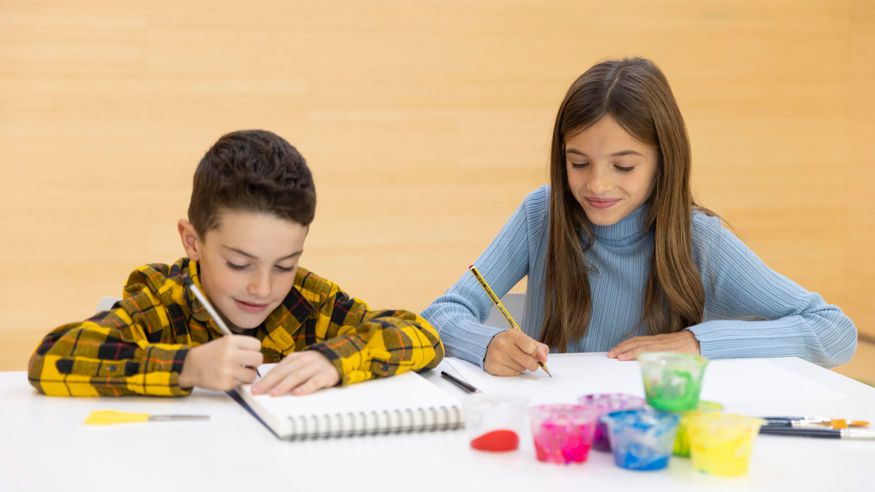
422, 57, 857, 376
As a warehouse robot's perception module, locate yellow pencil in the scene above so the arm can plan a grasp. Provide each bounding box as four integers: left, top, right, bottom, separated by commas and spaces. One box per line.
468, 264, 552, 377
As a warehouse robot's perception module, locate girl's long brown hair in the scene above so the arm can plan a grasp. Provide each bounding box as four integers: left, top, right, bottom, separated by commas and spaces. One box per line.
541, 57, 707, 351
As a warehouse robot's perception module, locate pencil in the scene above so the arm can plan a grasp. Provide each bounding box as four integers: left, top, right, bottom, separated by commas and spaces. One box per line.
185, 277, 261, 378
440, 371, 480, 394
468, 264, 552, 377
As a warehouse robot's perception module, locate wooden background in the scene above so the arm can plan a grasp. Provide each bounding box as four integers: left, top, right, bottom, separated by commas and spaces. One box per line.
1, 1, 872, 381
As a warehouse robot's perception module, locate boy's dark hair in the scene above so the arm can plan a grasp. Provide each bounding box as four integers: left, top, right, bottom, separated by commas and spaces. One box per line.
188, 129, 316, 237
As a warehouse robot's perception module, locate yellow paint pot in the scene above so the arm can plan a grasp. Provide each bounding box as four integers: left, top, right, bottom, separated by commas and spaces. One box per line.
673, 400, 724, 457
688, 413, 765, 477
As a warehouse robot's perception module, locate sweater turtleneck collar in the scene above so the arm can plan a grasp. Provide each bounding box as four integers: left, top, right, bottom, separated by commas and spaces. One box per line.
590, 205, 650, 244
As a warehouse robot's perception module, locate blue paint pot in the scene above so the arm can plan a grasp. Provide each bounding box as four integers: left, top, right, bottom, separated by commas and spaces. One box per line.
601, 408, 680, 471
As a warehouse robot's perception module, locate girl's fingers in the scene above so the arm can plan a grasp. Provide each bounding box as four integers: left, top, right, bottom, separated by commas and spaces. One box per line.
609, 342, 636, 359
501, 349, 528, 373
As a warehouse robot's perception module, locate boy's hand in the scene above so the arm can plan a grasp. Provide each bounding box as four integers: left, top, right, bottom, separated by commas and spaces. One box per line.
484, 329, 549, 376
178, 335, 263, 391
251, 351, 340, 396
607, 331, 700, 361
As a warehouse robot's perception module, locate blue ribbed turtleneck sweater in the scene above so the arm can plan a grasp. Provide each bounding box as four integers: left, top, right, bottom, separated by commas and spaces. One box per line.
421, 186, 857, 368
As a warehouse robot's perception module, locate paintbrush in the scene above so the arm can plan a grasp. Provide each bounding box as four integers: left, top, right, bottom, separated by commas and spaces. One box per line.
762, 416, 870, 429
759, 426, 875, 440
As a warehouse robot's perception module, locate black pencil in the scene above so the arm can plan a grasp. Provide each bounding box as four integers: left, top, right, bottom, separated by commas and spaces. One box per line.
440, 371, 480, 394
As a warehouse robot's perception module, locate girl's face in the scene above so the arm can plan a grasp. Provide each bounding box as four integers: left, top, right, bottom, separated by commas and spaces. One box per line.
564, 115, 658, 226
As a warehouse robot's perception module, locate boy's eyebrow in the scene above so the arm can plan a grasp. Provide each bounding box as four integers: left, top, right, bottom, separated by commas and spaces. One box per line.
565, 149, 644, 158
222, 245, 303, 261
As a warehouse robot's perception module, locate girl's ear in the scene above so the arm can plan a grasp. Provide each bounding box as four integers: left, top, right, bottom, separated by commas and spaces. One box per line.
177, 219, 202, 260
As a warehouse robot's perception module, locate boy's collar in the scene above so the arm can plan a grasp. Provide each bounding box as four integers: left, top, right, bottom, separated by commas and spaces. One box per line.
183, 259, 214, 326
260, 282, 315, 353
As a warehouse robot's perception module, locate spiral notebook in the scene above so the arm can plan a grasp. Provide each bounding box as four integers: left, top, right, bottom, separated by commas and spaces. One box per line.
233, 364, 463, 440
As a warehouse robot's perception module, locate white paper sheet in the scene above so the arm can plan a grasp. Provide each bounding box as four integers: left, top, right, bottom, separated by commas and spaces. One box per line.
444, 353, 843, 406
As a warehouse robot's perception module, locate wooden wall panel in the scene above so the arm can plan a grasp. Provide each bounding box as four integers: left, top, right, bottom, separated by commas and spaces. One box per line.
1, 1, 872, 380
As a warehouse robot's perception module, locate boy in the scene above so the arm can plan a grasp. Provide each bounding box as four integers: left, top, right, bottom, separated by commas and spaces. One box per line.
28, 130, 444, 397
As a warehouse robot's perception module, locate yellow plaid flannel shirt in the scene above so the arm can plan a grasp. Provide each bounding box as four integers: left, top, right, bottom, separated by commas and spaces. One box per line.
28, 258, 444, 397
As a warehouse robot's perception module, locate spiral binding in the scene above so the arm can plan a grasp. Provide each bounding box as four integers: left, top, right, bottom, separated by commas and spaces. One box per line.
285, 405, 464, 440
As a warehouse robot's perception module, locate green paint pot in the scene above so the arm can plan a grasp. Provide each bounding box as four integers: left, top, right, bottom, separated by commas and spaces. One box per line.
638, 352, 708, 412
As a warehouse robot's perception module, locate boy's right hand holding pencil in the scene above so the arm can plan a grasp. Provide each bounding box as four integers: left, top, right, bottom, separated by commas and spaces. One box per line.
178, 335, 263, 391
484, 330, 549, 376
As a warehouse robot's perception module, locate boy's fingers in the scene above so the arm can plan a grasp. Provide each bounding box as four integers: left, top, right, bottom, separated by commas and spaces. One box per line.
269, 359, 323, 396
231, 335, 262, 351
239, 351, 264, 369
291, 371, 335, 396
291, 378, 320, 396
269, 373, 305, 396
254, 364, 295, 394
234, 366, 258, 385
251, 365, 287, 393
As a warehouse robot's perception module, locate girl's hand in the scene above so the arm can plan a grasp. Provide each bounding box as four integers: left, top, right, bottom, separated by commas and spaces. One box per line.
607, 331, 700, 361
251, 351, 340, 396
484, 329, 549, 376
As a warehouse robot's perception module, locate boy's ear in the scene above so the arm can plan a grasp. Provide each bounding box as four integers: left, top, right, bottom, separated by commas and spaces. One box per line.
177, 219, 202, 260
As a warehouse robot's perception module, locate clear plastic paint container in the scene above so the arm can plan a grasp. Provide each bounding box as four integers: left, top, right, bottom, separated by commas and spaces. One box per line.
602, 408, 680, 471
688, 413, 766, 477
577, 393, 647, 452
463, 394, 528, 452
530, 404, 599, 464
638, 352, 708, 412
673, 400, 724, 457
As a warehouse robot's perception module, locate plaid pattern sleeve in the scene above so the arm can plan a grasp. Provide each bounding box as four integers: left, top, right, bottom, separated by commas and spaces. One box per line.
27, 262, 197, 397
298, 271, 445, 386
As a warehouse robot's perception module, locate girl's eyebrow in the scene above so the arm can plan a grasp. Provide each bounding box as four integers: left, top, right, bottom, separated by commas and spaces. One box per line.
221, 245, 303, 261
565, 149, 643, 158
609, 150, 644, 157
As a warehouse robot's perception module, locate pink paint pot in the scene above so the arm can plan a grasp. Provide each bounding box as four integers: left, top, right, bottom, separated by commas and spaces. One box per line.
530, 404, 599, 464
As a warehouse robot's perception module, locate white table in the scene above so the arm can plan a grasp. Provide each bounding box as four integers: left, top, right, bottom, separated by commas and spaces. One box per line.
2, 354, 873, 492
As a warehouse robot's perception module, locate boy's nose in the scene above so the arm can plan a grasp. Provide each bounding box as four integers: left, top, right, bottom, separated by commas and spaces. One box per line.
247, 272, 271, 298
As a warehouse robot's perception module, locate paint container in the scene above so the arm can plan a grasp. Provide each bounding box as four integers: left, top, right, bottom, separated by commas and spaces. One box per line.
638, 352, 708, 412
577, 393, 647, 452
673, 400, 724, 457
463, 394, 528, 452
530, 404, 599, 464
602, 408, 680, 471
688, 413, 765, 477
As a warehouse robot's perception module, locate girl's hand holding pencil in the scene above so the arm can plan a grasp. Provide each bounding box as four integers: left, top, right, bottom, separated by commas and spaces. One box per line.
469, 264, 552, 377
484, 329, 550, 376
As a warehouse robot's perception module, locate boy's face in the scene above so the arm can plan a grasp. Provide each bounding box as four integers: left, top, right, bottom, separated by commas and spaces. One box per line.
178, 209, 308, 331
